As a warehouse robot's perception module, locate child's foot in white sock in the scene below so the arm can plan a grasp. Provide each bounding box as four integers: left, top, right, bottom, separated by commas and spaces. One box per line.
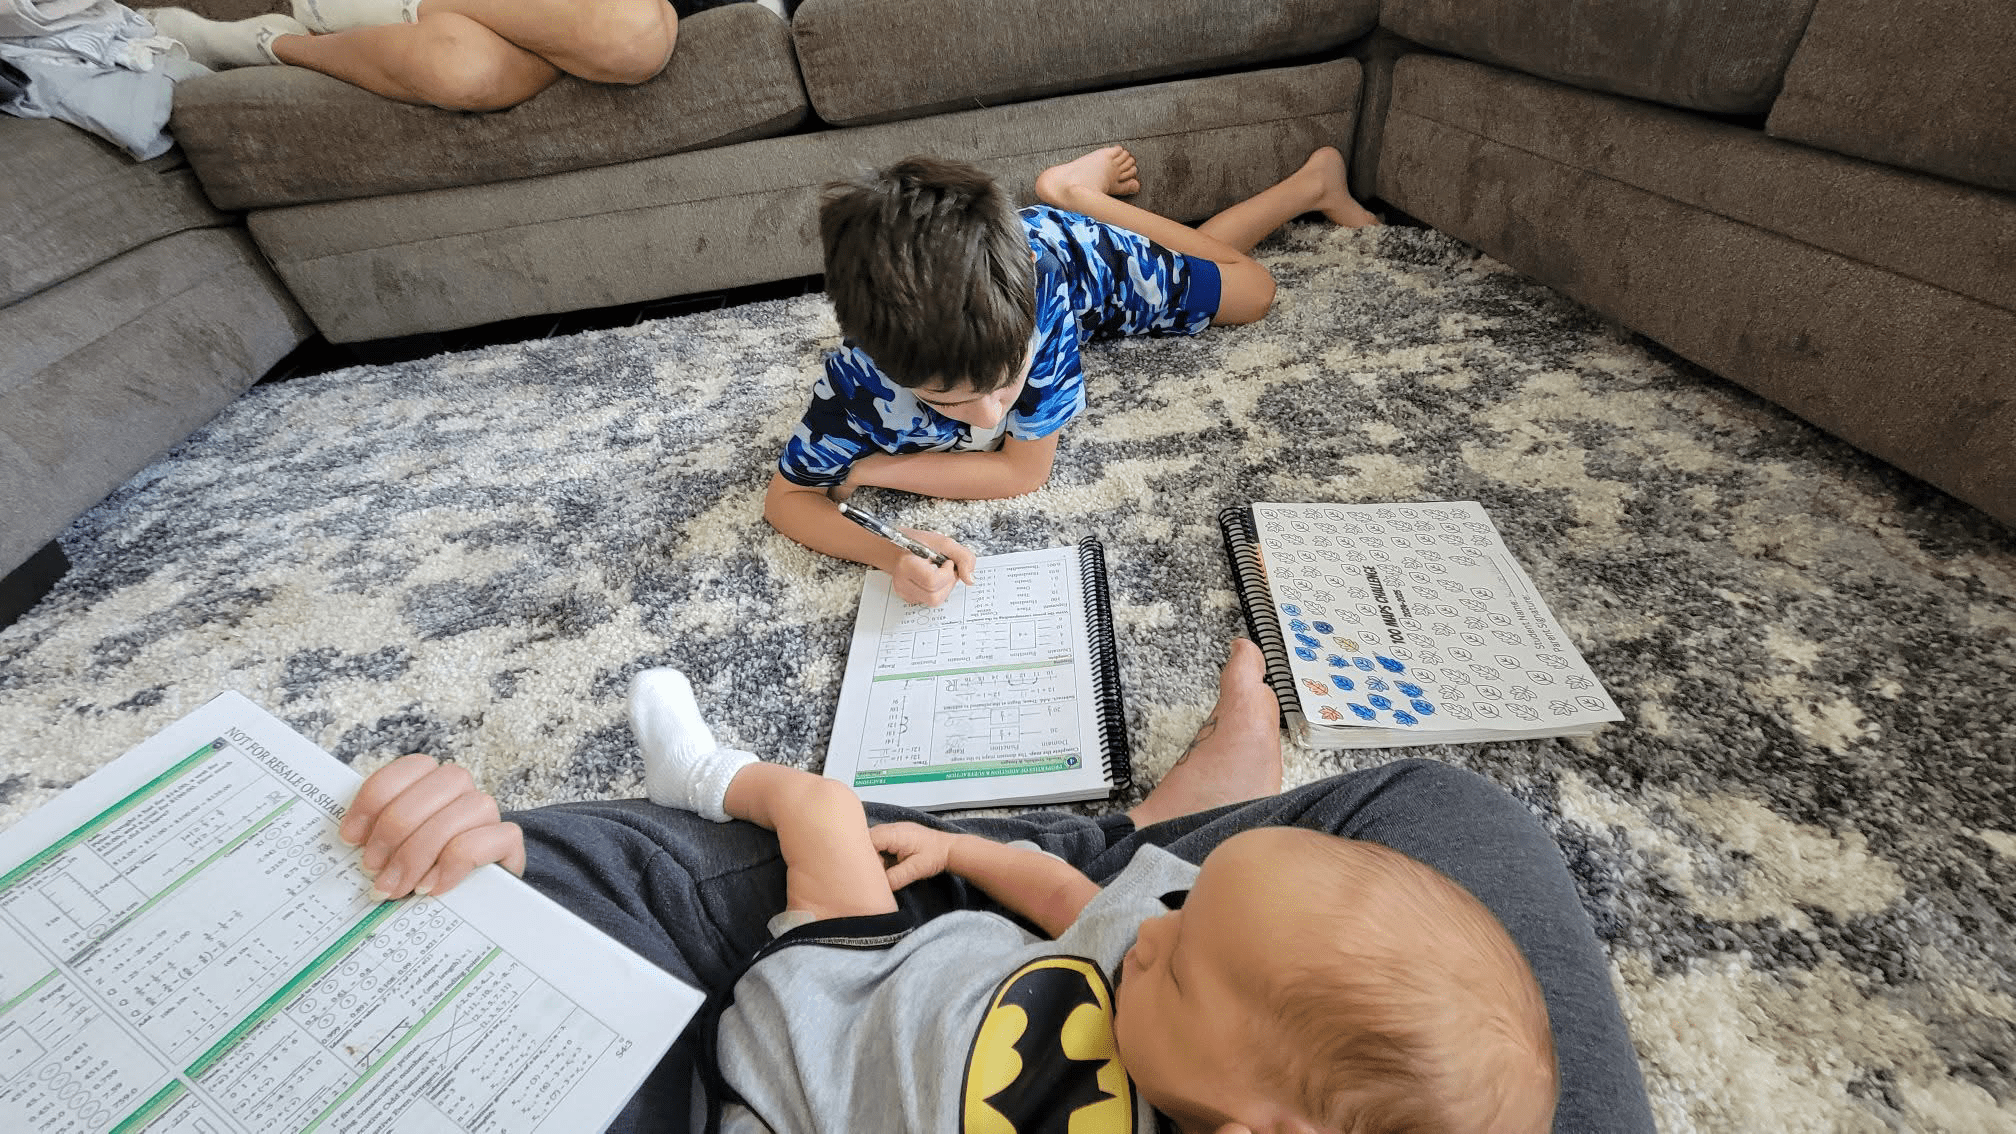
143, 9, 306, 67
632, 668, 756, 823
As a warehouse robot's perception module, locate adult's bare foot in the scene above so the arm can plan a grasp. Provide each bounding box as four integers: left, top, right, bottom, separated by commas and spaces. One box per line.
1128, 638, 1283, 828
1294, 146, 1380, 228
1035, 145, 1142, 209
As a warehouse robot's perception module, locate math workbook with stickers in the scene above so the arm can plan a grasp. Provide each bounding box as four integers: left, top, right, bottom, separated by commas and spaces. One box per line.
823, 539, 1132, 810
1219, 502, 1624, 749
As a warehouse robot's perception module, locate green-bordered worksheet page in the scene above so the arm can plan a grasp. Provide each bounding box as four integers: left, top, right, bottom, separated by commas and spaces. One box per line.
825, 543, 1124, 811
0, 692, 700, 1134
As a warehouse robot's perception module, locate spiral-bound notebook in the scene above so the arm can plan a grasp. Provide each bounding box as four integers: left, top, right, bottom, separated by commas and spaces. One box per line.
1220, 502, 1624, 749
823, 538, 1131, 810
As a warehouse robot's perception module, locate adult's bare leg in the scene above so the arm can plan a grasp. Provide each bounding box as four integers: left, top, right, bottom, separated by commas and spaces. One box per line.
421, 0, 678, 84
272, 13, 560, 110
1126, 638, 1283, 828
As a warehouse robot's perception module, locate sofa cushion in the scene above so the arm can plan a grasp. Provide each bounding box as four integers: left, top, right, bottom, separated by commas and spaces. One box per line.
1383, 0, 1818, 115
1382, 55, 2016, 314
168, 3, 808, 210
247, 58, 1362, 342
1766, 0, 2016, 194
790, 0, 1374, 126
0, 119, 231, 307
1377, 54, 2016, 527
1, 227, 310, 575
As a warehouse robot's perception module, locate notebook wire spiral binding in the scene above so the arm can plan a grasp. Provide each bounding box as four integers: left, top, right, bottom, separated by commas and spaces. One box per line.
1077, 535, 1133, 795
1216, 506, 1309, 735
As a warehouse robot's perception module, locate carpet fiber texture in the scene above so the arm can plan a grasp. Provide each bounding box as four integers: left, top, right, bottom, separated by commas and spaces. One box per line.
2, 225, 2012, 1132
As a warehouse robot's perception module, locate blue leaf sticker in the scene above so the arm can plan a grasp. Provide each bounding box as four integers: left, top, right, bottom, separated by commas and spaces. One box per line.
1330, 675, 1355, 691
1326, 655, 1349, 668
1295, 647, 1318, 661
1368, 694, 1393, 710
1352, 657, 1375, 672
1391, 711, 1418, 726
1288, 618, 1309, 632
1295, 632, 1321, 648
1410, 699, 1436, 715
1397, 682, 1424, 697
1375, 655, 1407, 673
1348, 702, 1378, 721
1312, 621, 1334, 634
1282, 603, 1301, 616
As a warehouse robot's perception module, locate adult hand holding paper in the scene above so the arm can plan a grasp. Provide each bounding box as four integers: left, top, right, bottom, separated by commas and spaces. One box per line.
340, 752, 527, 900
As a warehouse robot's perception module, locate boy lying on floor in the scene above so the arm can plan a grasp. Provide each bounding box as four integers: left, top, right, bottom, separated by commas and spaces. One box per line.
765, 145, 1379, 605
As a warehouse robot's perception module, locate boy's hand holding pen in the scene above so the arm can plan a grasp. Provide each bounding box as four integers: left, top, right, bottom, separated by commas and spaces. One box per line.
839, 502, 977, 607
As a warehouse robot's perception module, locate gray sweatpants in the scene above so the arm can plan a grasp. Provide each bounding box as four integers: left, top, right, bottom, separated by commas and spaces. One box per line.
510, 758, 1656, 1133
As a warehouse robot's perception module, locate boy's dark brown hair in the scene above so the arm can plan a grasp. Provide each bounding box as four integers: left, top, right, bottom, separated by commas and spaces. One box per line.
819, 156, 1036, 392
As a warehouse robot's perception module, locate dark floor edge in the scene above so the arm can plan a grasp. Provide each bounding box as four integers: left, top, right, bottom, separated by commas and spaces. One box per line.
1, 541, 68, 632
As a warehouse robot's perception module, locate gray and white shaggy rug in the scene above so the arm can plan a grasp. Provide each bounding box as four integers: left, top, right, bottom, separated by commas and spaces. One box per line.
3, 225, 2012, 1132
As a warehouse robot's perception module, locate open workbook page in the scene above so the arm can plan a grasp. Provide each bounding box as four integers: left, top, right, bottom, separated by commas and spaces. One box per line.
0, 692, 699, 1134
824, 544, 1120, 810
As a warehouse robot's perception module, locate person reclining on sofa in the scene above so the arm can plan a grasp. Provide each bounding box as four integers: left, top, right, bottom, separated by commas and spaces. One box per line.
141, 0, 743, 110
339, 638, 1659, 1132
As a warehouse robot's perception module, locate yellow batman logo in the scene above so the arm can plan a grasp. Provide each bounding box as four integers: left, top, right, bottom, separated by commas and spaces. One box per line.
962, 956, 1133, 1133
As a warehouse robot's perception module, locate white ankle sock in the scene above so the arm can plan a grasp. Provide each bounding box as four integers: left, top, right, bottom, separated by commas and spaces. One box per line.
143, 9, 306, 67
632, 669, 756, 823
291, 0, 420, 33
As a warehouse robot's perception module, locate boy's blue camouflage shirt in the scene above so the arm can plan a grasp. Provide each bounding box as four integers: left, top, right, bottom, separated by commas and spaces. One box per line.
777, 205, 1219, 488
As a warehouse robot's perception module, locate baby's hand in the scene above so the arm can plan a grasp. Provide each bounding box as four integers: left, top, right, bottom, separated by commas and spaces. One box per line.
888, 530, 977, 607
871, 821, 961, 889
340, 753, 525, 900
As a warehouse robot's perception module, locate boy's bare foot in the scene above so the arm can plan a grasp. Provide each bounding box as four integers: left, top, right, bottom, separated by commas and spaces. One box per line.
1294, 146, 1380, 228
1128, 638, 1284, 828
1035, 145, 1142, 209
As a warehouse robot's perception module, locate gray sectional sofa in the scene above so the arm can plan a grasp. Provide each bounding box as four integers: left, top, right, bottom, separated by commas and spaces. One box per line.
4, 0, 2011, 602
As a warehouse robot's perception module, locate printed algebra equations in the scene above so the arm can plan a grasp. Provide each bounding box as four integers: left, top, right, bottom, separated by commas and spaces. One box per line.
0, 693, 700, 1134
853, 548, 1094, 783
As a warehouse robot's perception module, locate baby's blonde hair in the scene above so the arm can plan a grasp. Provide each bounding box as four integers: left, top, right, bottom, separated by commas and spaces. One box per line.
1256, 834, 1558, 1134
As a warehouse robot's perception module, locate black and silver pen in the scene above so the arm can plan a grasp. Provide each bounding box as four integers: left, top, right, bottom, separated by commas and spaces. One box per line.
836, 502, 951, 566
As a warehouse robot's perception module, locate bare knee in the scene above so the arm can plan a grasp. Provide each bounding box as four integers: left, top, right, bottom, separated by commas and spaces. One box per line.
572, 0, 677, 84
1212, 259, 1277, 325
772, 772, 870, 834
409, 21, 551, 109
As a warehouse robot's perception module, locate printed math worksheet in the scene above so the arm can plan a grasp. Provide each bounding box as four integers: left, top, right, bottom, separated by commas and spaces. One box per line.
0, 693, 699, 1134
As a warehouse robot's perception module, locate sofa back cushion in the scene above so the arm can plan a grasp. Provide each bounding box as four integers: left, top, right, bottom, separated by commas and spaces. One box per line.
1766, 0, 2016, 194
790, 0, 1375, 126
168, 4, 806, 209
1383, 0, 1819, 115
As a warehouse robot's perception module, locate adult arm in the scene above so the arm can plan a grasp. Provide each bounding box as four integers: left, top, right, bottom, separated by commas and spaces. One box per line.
872, 821, 1099, 939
